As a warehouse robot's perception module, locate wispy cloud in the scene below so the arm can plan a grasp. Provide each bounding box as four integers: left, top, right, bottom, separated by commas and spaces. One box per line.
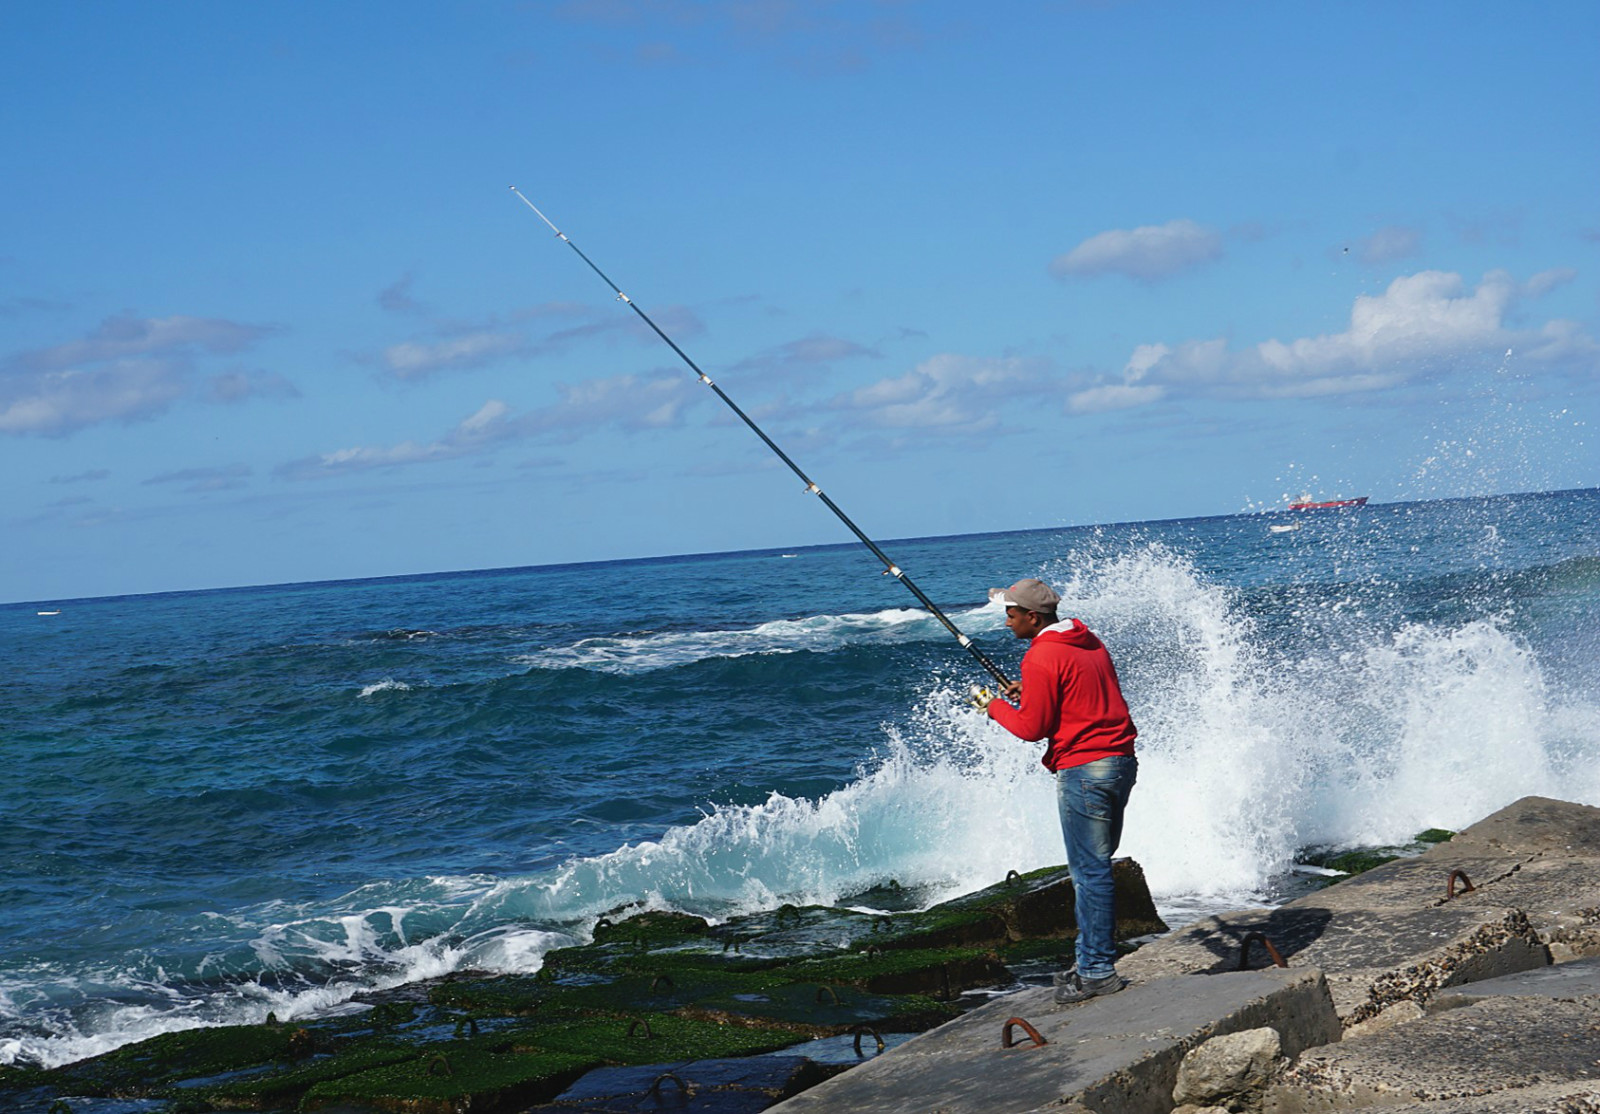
369, 302, 707, 381
729, 333, 879, 377
1067, 269, 1600, 414
1, 314, 287, 436
1051, 219, 1223, 283
0, 359, 191, 436
378, 273, 429, 316
49, 468, 110, 484
142, 463, 252, 493
10, 314, 276, 373
381, 332, 528, 379
0, 295, 73, 318
824, 353, 1048, 432
1355, 225, 1423, 265
205, 370, 300, 403
276, 371, 702, 480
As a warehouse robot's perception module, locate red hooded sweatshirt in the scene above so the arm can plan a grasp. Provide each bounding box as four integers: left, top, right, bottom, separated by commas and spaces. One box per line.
987, 618, 1137, 772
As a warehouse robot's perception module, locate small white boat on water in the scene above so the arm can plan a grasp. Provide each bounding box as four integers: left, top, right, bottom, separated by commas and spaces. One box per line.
37, 610, 61, 616
1269, 523, 1302, 534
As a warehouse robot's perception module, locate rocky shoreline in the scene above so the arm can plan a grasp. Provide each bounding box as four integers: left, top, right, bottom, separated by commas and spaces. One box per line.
9, 796, 1600, 1113
776, 795, 1600, 1113
0, 862, 1165, 1113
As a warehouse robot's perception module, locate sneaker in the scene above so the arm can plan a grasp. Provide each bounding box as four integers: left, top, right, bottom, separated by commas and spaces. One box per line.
1052, 970, 1127, 1004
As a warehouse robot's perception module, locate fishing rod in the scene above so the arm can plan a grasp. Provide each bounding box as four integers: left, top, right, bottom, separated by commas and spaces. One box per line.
509, 186, 1012, 691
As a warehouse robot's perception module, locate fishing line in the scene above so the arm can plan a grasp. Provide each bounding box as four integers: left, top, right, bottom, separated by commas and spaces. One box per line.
510, 186, 1011, 689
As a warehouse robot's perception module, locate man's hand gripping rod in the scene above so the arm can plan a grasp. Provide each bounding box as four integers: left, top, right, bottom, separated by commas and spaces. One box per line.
510, 186, 1012, 691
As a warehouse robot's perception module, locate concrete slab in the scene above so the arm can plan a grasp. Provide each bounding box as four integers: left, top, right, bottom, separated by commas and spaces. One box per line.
1118, 903, 1547, 1023
1444, 797, 1600, 859
1425, 954, 1600, 1012
1445, 856, 1600, 959
1265, 995, 1600, 1113
1359, 1082, 1600, 1112
1120, 826, 1554, 1025
767, 968, 1339, 1114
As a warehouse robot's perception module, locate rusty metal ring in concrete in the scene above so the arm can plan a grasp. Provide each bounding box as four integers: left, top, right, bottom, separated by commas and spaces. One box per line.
852, 1025, 887, 1056
1447, 869, 1476, 899
627, 1018, 654, 1039
649, 973, 675, 993
453, 1016, 478, 1037
427, 1054, 452, 1077
1238, 932, 1288, 970
817, 985, 843, 1005
1001, 1016, 1048, 1049
1006, 869, 1022, 886
649, 1071, 689, 1097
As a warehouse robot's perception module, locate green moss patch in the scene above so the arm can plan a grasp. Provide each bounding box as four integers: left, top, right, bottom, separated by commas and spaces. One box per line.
429, 974, 549, 1015
300, 1047, 597, 1114
47, 1023, 307, 1095
502, 1012, 813, 1064
778, 946, 1007, 998
683, 982, 958, 1033
1415, 828, 1456, 844
869, 907, 1009, 951
200, 1041, 416, 1110
593, 909, 711, 949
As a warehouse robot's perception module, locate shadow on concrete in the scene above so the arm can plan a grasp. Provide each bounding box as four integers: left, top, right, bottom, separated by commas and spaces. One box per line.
1174, 907, 1336, 973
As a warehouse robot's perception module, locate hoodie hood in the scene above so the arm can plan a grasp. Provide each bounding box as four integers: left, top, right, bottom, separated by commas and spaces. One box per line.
1035, 617, 1104, 651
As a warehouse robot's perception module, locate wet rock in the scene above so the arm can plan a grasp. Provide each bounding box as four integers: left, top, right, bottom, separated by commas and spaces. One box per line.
1171, 1026, 1282, 1112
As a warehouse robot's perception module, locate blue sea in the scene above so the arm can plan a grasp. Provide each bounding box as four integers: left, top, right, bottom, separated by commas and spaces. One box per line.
2, 489, 1597, 1068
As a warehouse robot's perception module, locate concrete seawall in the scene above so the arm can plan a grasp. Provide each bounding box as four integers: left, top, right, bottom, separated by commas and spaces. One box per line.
771, 796, 1600, 1113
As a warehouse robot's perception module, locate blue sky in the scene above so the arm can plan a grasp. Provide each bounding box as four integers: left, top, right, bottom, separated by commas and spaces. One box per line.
4, 1, 1596, 602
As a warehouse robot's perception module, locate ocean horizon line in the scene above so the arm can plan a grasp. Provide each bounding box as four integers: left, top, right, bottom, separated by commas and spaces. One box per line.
7, 484, 1594, 611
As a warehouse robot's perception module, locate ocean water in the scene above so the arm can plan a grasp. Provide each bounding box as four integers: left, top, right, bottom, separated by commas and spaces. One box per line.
2, 488, 1597, 1068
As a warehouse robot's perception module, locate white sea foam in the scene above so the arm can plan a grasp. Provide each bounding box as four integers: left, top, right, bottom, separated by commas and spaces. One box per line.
8, 539, 1597, 1069
358, 678, 415, 697
516, 606, 998, 674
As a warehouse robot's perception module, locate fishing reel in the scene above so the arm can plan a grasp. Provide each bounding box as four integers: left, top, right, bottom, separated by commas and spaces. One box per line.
967, 685, 997, 711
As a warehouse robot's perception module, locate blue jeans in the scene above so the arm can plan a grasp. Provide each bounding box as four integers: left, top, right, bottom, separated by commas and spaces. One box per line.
1057, 754, 1137, 980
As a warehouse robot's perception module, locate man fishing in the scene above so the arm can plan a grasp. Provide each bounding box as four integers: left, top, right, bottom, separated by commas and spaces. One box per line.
975, 578, 1138, 1003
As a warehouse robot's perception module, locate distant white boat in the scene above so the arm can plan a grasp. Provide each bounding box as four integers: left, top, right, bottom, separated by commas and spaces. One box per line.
780, 554, 798, 558
1269, 523, 1302, 534
37, 610, 61, 616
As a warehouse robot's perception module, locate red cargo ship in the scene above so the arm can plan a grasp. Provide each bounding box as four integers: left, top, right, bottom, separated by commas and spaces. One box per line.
1287, 493, 1369, 510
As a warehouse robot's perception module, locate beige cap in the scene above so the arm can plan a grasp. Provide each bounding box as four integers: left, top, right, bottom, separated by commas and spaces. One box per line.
988, 578, 1061, 614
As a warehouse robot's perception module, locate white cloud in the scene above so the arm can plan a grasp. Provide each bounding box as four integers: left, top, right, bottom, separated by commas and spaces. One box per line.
1067, 269, 1599, 413
0, 360, 189, 436
730, 333, 879, 376
382, 332, 526, 380
277, 372, 702, 480
1, 313, 285, 436
1051, 219, 1223, 282
826, 354, 1045, 431
205, 370, 300, 403
143, 463, 252, 493
1526, 267, 1577, 297
1068, 383, 1167, 414
12, 314, 275, 372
